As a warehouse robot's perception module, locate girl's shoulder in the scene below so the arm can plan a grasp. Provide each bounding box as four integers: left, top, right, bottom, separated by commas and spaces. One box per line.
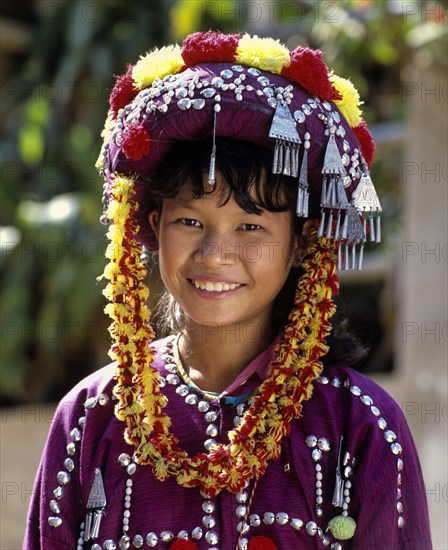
316, 363, 405, 421
317, 363, 402, 412
55, 336, 174, 421
306, 363, 414, 456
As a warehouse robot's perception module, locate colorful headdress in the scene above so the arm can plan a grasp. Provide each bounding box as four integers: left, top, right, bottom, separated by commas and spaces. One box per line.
95, 33, 381, 539
97, 31, 381, 270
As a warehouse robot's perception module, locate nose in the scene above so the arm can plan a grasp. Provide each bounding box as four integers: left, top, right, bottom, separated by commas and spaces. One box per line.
193, 230, 238, 267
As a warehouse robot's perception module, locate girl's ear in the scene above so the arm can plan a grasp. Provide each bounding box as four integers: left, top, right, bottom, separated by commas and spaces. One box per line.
148, 210, 160, 242
291, 219, 314, 267
291, 236, 303, 268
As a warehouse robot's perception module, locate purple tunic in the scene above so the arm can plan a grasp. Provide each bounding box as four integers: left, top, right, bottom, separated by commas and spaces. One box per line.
24, 337, 432, 549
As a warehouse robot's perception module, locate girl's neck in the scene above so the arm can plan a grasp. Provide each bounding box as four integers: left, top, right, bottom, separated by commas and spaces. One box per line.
177, 321, 273, 394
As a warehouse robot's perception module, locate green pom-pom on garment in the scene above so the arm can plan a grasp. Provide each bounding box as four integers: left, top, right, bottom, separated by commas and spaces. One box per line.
326, 515, 356, 540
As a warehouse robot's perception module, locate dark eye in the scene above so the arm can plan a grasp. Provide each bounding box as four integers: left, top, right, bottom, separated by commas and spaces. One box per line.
178, 218, 201, 227
241, 223, 261, 231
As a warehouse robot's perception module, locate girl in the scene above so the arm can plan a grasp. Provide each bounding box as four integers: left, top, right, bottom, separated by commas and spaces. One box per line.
25, 32, 432, 549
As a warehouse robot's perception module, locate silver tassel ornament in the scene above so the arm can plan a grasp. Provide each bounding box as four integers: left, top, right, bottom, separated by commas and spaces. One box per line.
332, 436, 345, 507
296, 143, 309, 217
84, 468, 107, 541
320, 126, 348, 239
269, 100, 301, 177
351, 170, 383, 251
208, 109, 218, 185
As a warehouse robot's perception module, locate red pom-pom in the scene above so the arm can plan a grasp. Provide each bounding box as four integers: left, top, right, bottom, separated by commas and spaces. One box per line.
169, 540, 199, 550
182, 31, 240, 66
353, 121, 376, 168
281, 47, 341, 101
109, 64, 137, 118
248, 536, 277, 550
120, 124, 151, 161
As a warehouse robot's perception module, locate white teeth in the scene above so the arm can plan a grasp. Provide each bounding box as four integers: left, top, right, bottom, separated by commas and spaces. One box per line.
192, 280, 240, 292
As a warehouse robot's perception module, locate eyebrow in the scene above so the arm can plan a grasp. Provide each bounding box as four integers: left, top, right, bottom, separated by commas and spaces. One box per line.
164, 196, 270, 218
164, 201, 198, 213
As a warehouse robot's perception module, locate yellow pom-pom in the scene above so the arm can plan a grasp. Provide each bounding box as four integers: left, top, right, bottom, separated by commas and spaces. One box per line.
235, 34, 290, 75
330, 75, 363, 127
327, 515, 356, 540
111, 175, 134, 200
132, 44, 184, 90
106, 226, 126, 250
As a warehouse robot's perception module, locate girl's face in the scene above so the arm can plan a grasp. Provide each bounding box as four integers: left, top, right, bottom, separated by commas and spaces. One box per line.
149, 176, 300, 334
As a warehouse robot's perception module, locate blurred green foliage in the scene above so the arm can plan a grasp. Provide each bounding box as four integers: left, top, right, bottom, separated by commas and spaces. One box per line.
1, 0, 446, 403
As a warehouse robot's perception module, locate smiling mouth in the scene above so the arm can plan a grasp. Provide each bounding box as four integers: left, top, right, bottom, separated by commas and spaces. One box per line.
190, 279, 242, 292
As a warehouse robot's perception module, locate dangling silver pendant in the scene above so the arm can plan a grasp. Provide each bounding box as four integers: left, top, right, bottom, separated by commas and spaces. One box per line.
320, 128, 349, 243
375, 214, 381, 244
334, 211, 341, 241
283, 144, 292, 176
322, 132, 345, 176
358, 242, 365, 270
369, 212, 376, 242
269, 99, 301, 176
351, 243, 357, 270
208, 109, 218, 185
344, 243, 349, 270
342, 205, 366, 270
318, 210, 326, 238
84, 468, 107, 541
208, 144, 216, 186
351, 170, 382, 247
326, 210, 334, 239
296, 148, 309, 217
351, 171, 382, 213
332, 436, 345, 507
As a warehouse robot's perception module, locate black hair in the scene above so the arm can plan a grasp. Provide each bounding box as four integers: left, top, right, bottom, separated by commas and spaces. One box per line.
145, 137, 321, 217
148, 137, 367, 368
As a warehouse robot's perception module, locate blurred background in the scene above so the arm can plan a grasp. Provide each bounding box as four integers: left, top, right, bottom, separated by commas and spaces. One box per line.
0, 0, 447, 547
